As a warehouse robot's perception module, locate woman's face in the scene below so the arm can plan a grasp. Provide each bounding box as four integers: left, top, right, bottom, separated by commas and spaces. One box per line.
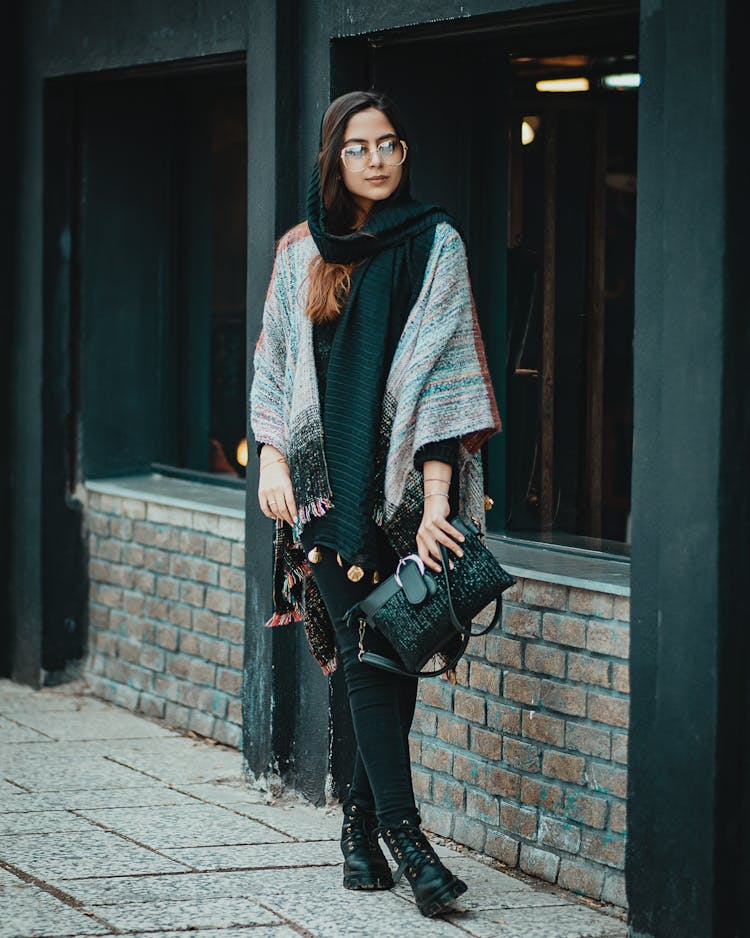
339, 108, 404, 219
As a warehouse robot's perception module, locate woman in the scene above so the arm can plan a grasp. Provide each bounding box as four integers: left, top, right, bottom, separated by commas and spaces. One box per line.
250, 90, 501, 917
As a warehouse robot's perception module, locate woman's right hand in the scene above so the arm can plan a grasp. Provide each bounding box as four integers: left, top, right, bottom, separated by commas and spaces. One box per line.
258, 446, 298, 526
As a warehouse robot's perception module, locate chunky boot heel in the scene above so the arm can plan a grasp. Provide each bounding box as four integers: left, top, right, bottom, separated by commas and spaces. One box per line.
381, 820, 467, 917
340, 802, 394, 890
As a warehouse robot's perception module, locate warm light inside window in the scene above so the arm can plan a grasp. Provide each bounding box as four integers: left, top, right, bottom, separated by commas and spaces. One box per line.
602, 73, 641, 89
521, 116, 541, 145
236, 437, 248, 468
536, 77, 590, 93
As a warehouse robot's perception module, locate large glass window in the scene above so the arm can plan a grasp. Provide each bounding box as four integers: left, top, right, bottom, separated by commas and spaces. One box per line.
363, 19, 637, 554
161, 77, 248, 482
76, 66, 247, 484
504, 50, 637, 549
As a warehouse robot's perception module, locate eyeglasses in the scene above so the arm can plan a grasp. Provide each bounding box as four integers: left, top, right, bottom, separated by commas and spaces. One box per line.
340, 138, 408, 172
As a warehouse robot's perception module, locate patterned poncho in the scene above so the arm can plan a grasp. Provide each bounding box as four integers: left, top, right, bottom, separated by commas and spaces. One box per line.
250, 219, 501, 673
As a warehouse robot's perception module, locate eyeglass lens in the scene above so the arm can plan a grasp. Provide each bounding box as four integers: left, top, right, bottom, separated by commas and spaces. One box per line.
342, 139, 405, 170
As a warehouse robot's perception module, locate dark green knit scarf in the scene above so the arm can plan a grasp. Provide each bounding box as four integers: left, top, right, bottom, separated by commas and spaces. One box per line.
306, 162, 456, 567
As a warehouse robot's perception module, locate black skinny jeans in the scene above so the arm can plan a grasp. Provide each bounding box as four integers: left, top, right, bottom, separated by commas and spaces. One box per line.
308, 545, 420, 827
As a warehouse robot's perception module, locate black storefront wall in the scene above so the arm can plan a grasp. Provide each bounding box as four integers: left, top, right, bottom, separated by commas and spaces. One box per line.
6, 0, 748, 934
1, 4, 22, 679
721, 3, 750, 932
9, 0, 249, 683
628, 2, 748, 936
262, 0, 749, 931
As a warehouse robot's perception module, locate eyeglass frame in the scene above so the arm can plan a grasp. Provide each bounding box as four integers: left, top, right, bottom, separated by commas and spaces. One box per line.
339, 138, 409, 173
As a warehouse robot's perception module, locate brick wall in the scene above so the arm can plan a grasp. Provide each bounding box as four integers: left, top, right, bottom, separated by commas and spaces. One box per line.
410, 575, 629, 908
83, 489, 245, 748
82, 484, 629, 906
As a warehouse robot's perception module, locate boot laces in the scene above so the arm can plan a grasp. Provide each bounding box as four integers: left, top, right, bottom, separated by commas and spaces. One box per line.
381, 823, 440, 880
341, 802, 376, 851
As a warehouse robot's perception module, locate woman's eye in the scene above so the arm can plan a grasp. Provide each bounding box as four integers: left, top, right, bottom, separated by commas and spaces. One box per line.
378, 141, 396, 156
345, 146, 367, 159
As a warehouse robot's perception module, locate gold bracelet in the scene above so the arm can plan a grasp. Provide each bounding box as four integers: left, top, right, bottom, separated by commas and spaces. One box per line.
424, 492, 450, 499
423, 477, 450, 483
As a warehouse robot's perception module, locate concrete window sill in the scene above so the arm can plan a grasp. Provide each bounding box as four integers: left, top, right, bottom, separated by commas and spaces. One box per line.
488, 534, 630, 597
83, 474, 629, 596
83, 473, 245, 518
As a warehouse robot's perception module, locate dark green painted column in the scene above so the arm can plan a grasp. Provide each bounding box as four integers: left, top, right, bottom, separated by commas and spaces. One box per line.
41, 83, 87, 676
715, 0, 749, 931
243, 0, 283, 781
0, 5, 22, 678
10, 4, 45, 686
244, 0, 334, 800
628, 1, 747, 935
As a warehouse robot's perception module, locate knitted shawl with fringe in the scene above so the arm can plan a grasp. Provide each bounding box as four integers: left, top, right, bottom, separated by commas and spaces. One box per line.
250, 219, 501, 674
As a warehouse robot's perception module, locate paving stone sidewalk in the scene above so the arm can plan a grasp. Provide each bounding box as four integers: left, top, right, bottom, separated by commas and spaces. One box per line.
0, 678, 627, 938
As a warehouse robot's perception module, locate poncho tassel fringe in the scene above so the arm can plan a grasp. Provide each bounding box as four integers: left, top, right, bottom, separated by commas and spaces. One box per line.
264, 610, 303, 627
250, 221, 501, 673
294, 495, 334, 531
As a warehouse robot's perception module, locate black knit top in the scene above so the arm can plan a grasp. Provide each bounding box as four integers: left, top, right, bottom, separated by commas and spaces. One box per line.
310, 315, 459, 471
256, 297, 459, 572
305, 315, 458, 570
255, 317, 459, 570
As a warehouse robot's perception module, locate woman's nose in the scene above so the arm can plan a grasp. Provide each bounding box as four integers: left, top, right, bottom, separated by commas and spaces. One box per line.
368, 146, 383, 167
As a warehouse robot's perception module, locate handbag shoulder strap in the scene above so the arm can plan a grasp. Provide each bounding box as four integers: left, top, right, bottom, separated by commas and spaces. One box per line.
360, 632, 470, 678
356, 543, 502, 678
344, 544, 502, 677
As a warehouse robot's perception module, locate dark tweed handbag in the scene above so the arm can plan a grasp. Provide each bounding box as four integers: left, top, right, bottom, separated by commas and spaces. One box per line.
344, 515, 515, 678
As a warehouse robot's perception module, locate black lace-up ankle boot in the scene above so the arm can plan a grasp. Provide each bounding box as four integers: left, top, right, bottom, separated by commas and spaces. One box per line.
380, 820, 467, 916
340, 802, 394, 890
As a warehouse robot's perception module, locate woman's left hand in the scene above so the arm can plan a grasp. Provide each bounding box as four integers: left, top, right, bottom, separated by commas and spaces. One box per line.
416, 497, 465, 574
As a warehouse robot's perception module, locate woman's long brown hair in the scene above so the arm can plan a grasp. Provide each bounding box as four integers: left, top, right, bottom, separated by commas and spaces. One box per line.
306, 91, 410, 324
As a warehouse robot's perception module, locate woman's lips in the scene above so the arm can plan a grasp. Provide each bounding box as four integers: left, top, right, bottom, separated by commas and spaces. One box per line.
366, 175, 389, 184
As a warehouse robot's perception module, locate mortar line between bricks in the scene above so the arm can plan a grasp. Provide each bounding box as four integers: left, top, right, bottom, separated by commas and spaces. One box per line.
501, 664, 630, 693
0, 858, 123, 934
66, 810, 198, 870
433, 831, 628, 912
